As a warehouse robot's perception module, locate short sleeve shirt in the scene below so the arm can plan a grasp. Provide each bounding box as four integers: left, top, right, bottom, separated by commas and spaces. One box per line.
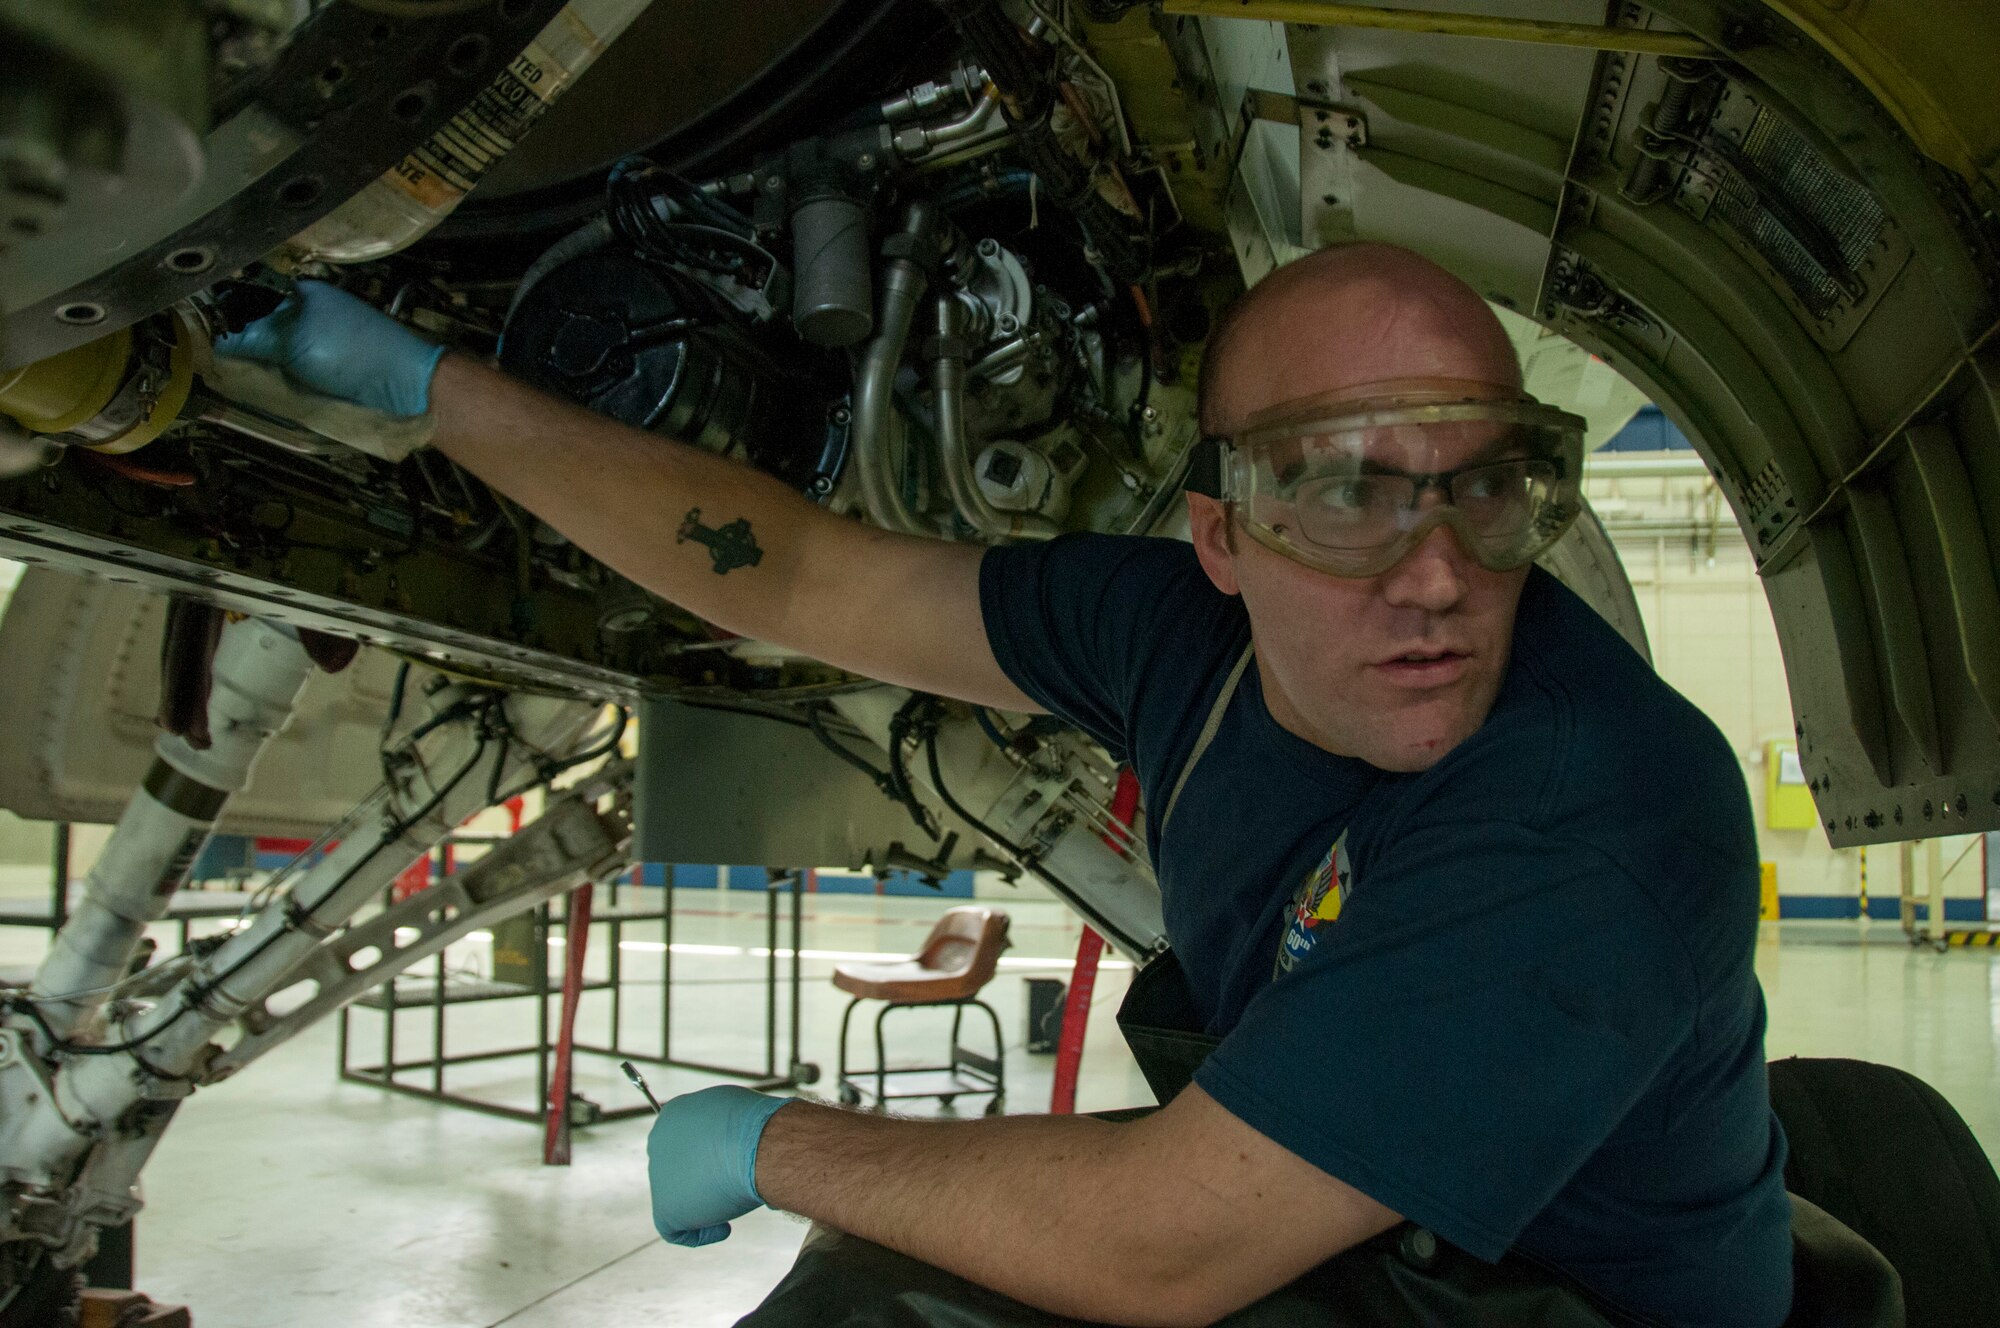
980, 532, 1793, 1328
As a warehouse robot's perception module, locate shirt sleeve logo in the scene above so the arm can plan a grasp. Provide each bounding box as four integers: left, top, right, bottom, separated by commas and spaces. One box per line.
1275, 830, 1353, 975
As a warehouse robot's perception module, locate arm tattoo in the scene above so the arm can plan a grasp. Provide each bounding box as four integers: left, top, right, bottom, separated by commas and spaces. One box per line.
677, 507, 764, 574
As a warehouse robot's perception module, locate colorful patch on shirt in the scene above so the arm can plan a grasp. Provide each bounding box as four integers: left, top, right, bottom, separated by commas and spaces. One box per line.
1275, 830, 1353, 975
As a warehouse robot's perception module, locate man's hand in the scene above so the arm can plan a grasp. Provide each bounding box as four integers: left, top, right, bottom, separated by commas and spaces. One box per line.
646, 1085, 792, 1246
215, 279, 445, 418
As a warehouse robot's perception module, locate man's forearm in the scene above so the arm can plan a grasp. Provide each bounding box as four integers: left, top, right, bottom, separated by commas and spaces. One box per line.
430, 355, 864, 646
754, 1102, 1219, 1327
424, 354, 1029, 707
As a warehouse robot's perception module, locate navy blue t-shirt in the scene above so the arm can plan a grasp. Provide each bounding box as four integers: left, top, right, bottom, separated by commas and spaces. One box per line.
980, 533, 1793, 1328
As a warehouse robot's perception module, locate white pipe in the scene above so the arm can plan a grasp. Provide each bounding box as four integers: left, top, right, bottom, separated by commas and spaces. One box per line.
30, 618, 314, 1040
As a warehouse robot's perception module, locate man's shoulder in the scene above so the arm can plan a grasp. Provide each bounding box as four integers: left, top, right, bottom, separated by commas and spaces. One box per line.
1509, 569, 1745, 808
987, 529, 1200, 579
1372, 570, 1754, 890
979, 532, 1241, 760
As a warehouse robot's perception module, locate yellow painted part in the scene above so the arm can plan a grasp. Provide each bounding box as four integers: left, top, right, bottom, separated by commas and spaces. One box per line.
1764, 739, 1818, 831
1158, 1, 1718, 58
1761, 0, 2000, 197
1759, 862, 1779, 921
85, 314, 196, 455
0, 329, 132, 435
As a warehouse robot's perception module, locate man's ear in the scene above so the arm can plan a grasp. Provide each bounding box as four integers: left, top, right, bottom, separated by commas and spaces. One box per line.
1187, 493, 1242, 596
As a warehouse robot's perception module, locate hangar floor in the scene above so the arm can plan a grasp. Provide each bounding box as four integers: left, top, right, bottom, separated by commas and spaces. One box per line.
1, 879, 1995, 1328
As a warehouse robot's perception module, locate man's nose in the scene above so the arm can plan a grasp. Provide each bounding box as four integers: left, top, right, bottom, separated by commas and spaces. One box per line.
1379, 522, 1470, 611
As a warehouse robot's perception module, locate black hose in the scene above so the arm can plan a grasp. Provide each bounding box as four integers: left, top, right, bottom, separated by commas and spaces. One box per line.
492, 705, 631, 805
972, 706, 1013, 753
888, 698, 944, 839
807, 706, 898, 795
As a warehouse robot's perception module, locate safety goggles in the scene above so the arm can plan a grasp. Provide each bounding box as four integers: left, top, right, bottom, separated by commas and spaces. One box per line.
1218, 379, 1586, 578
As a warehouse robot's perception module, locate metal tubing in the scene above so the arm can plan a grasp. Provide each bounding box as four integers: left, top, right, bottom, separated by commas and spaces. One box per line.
893, 89, 1008, 160
31, 616, 314, 1040
52, 823, 70, 929
852, 203, 938, 534
931, 296, 1059, 541
1159, 1, 1720, 58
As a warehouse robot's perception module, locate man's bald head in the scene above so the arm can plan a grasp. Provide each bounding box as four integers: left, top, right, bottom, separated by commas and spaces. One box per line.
1198, 243, 1521, 436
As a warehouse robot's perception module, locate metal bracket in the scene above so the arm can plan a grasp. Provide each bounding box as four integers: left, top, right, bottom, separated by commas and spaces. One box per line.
1241, 89, 1367, 147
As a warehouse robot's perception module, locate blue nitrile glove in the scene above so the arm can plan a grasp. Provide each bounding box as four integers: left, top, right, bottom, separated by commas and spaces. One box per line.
214, 279, 446, 417
646, 1085, 792, 1247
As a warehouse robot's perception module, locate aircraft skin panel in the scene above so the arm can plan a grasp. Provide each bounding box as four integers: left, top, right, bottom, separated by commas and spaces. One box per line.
1758, 0, 2000, 207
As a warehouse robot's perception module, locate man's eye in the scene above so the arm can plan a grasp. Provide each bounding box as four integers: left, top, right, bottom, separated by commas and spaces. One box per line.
1459, 463, 1529, 501
1314, 478, 1379, 510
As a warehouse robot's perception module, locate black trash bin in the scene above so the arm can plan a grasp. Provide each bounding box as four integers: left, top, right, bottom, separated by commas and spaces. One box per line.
1023, 977, 1066, 1053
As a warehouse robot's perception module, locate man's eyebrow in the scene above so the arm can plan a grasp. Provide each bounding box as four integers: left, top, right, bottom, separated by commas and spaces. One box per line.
1350, 430, 1534, 479
1463, 429, 1534, 465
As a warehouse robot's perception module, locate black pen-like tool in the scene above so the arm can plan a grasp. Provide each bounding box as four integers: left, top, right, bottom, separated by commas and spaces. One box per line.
621, 1060, 662, 1113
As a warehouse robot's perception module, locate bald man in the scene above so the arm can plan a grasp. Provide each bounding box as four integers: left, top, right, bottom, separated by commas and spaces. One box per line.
222, 244, 1793, 1326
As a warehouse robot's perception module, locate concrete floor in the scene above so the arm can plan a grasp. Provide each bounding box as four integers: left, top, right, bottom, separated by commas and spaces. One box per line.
2, 876, 1997, 1327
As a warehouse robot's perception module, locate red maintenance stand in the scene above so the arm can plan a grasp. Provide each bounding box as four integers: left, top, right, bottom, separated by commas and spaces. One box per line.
1049, 767, 1141, 1115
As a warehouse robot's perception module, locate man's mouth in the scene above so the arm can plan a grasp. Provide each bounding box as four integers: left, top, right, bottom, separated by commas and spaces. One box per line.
1372, 648, 1471, 687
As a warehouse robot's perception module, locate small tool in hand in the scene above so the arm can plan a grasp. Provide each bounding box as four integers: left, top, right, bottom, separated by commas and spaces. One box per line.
621, 1060, 662, 1113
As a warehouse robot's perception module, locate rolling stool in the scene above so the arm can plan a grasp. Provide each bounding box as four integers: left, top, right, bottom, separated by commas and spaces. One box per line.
833, 907, 1010, 1115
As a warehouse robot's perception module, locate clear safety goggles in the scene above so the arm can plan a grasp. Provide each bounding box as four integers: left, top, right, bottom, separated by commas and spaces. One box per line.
1218, 380, 1586, 578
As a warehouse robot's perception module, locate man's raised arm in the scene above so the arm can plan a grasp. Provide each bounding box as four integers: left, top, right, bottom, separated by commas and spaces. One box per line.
219, 281, 1039, 711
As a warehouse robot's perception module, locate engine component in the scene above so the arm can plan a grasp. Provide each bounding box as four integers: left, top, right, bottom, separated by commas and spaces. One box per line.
500, 247, 847, 495
828, 689, 1165, 959
0, 0, 209, 261
975, 437, 1076, 523
791, 194, 875, 347
931, 296, 1056, 540
949, 236, 1034, 358
288, 0, 657, 264
928, 0, 1148, 284
767, 127, 899, 349
501, 249, 757, 451
5, 1, 584, 370
0, 313, 196, 455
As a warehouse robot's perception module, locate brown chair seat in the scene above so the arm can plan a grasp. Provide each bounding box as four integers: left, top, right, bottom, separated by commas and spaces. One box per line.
832, 907, 1009, 1004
